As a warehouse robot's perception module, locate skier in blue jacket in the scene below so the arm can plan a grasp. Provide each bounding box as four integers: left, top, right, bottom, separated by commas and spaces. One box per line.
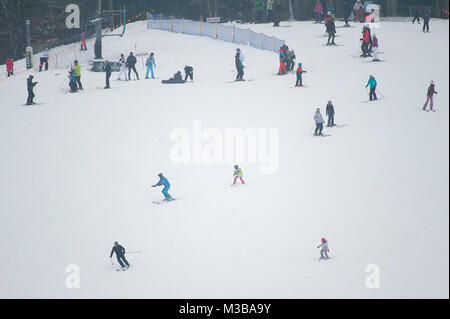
365, 75, 377, 101
145, 53, 156, 79
152, 173, 172, 201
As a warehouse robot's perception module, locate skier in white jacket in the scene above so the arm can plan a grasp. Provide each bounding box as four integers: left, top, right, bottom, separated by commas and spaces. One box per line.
117, 54, 128, 81
317, 237, 330, 259
314, 108, 325, 136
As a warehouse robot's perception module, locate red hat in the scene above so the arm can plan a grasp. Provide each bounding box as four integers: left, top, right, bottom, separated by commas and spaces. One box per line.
321, 238, 326, 242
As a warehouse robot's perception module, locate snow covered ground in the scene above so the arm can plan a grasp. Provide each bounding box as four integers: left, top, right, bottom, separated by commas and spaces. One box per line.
0, 19, 448, 299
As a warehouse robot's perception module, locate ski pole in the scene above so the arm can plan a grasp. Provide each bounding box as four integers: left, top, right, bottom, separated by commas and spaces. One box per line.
125, 251, 141, 254
376, 88, 386, 99
110, 258, 114, 266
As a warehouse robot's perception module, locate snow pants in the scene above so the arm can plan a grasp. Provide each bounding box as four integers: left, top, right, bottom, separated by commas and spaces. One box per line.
315, 123, 324, 135
116, 254, 129, 267
233, 176, 245, 185
128, 65, 139, 80
369, 87, 377, 100
278, 61, 286, 74
327, 114, 335, 127
118, 66, 128, 80
372, 47, 379, 60
236, 66, 244, 81
27, 89, 35, 104
146, 64, 154, 79
424, 95, 434, 109
423, 21, 429, 32
162, 185, 172, 199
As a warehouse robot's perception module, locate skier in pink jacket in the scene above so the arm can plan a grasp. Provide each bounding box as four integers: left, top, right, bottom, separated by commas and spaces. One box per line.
314, 1, 323, 23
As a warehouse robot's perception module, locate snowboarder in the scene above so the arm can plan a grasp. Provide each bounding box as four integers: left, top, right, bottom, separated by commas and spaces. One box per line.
162, 71, 186, 84
235, 48, 245, 81
232, 165, 245, 186
361, 25, 372, 57
326, 100, 335, 127
73, 60, 83, 90
343, 0, 352, 26
317, 237, 330, 259
69, 68, 78, 93
184, 65, 194, 82
105, 60, 112, 89
412, 8, 421, 24
423, 12, 430, 33
110, 241, 130, 269
117, 54, 128, 81
365, 74, 377, 101
126, 52, 139, 80
314, 108, 325, 136
326, 16, 337, 45
39, 48, 49, 72
314, 0, 323, 24
423, 81, 438, 111
80, 31, 87, 51
295, 63, 306, 87
371, 34, 379, 61
145, 52, 156, 79
26, 75, 38, 105
152, 173, 172, 201
6, 58, 14, 77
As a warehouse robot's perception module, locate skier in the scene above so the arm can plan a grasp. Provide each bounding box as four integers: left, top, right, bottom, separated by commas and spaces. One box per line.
326, 16, 337, 45
80, 31, 87, 51
184, 65, 194, 82
326, 0, 335, 18
360, 25, 372, 57
326, 100, 335, 127
278, 47, 287, 75
145, 52, 156, 79
343, 1, 352, 26
412, 8, 421, 24
314, 108, 325, 136
372, 34, 379, 61
295, 63, 306, 87
314, 0, 323, 24
354, 0, 363, 23
232, 165, 245, 186
39, 48, 49, 72
317, 237, 330, 259
365, 74, 377, 101
68, 68, 78, 93
423, 81, 438, 111
105, 60, 112, 89
243, 0, 253, 23
255, 0, 265, 23
126, 52, 139, 80
267, 0, 274, 22
274, 0, 282, 27
161, 71, 185, 84
235, 48, 245, 81
285, 48, 295, 72
423, 12, 430, 33
110, 241, 130, 270
117, 54, 128, 81
6, 58, 14, 77
152, 173, 173, 201
26, 75, 38, 105
73, 60, 83, 90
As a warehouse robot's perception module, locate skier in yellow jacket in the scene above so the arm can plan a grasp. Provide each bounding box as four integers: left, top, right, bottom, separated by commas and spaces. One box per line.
232, 165, 246, 186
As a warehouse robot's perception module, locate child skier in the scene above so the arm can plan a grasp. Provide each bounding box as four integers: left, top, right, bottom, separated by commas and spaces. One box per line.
278, 48, 287, 75
372, 34, 379, 61
69, 68, 78, 93
235, 48, 245, 81
152, 173, 173, 201
365, 74, 377, 101
317, 238, 330, 259
412, 8, 420, 24
117, 54, 128, 81
295, 63, 306, 87
314, 108, 325, 136
145, 52, 156, 79
326, 16, 337, 45
39, 48, 49, 72
6, 58, 14, 77
314, 0, 323, 23
232, 165, 245, 186
423, 81, 438, 111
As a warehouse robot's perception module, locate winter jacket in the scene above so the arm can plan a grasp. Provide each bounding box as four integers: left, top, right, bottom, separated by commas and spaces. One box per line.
234, 168, 243, 177
314, 112, 325, 124
110, 245, 126, 258
126, 55, 137, 67
255, 0, 265, 11
427, 85, 436, 96
235, 53, 244, 70
119, 57, 126, 67
366, 78, 377, 88
318, 241, 329, 251
354, 1, 363, 11
5, 59, 13, 71
27, 77, 37, 91
146, 56, 156, 67
174, 71, 182, 81
362, 28, 371, 43
423, 13, 430, 23
372, 36, 378, 48
184, 66, 193, 74
314, 2, 323, 13
267, 0, 274, 10
326, 103, 335, 116
42, 50, 49, 59
74, 64, 81, 77
326, 20, 336, 34
80, 32, 87, 41
155, 176, 170, 188
69, 71, 76, 83
296, 66, 304, 75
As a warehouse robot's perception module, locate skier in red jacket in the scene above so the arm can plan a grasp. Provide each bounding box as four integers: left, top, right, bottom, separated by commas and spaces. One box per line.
6, 58, 14, 77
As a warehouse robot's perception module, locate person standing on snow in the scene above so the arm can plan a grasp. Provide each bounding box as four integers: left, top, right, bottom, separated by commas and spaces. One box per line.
317, 238, 330, 259
295, 63, 306, 87
73, 60, 83, 90
326, 16, 337, 45
105, 60, 112, 89
26, 75, 38, 105
423, 12, 430, 33
235, 48, 245, 81
117, 54, 128, 81
267, 0, 274, 22
6, 58, 14, 77
273, 0, 282, 27
314, 108, 325, 136
354, 0, 363, 22
412, 8, 421, 24
343, 1, 352, 26
361, 25, 372, 57
423, 81, 438, 111
39, 48, 49, 72
232, 165, 246, 186
127, 52, 139, 80
69, 68, 78, 93
255, 0, 265, 23
80, 31, 87, 51
184, 65, 194, 82
326, 100, 335, 127
110, 241, 130, 269
371, 34, 379, 61
152, 173, 173, 201
278, 47, 287, 75
314, 0, 323, 24
145, 52, 156, 79
365, 74, 377, 101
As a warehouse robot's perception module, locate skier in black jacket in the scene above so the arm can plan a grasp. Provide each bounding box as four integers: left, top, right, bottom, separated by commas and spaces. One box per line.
326, 17, 337, 45
184, 65, 194, 82
126, 52, 139, 80
105, 61, 112, 89
423, 12, 430, 33
235, 49, 244, 81
110, 241, 130, 269
26, 75, 38, 105
326, 100, 335, 127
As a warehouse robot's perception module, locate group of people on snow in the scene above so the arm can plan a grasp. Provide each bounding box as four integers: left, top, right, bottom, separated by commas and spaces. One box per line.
278, 44, 295, 75
412, 8, 431, 33
239, 0, 283, 26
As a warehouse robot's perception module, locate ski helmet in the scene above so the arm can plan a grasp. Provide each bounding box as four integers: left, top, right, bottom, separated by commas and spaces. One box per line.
234, 165, 239, 169
298, 63, 302, 67
114, 241, 118, 245
316, 108, 320, 112
321, 238, 326, 242
158, 173, 163, 177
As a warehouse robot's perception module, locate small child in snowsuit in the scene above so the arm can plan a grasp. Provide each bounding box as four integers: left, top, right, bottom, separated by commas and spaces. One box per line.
295, 63, 306, 87
423, 81, 438, 111
372, 34, 379, 61
317, 238, 330, 259
232, 165, 245, 186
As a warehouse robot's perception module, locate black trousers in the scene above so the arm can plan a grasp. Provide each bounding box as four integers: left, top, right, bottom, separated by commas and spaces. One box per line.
7, 70, 13, 77
116, 254, 129, 267
413, 16, 420, 24
295, 74, 302, 86
315, 123, 323, 135
128, 65, 139, 80
75, 76, 83, 89
369, 87, 377, 100
39, 57, 48, 71
327, 33, 335, 44
27, 90, 35, 104
327, 114, 335, 127
423, 21, 429, 32
184, 71, 193, 81
105, 73, 111, 88
361, 42, 369, 56
236, 67, 244, 80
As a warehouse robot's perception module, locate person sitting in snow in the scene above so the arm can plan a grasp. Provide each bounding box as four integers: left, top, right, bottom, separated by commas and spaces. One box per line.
295, 63, 306, 87
365, 74, 377, 101
317, 237, 330, 259
162, 71, 185, 84
232, 165, 245, 186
